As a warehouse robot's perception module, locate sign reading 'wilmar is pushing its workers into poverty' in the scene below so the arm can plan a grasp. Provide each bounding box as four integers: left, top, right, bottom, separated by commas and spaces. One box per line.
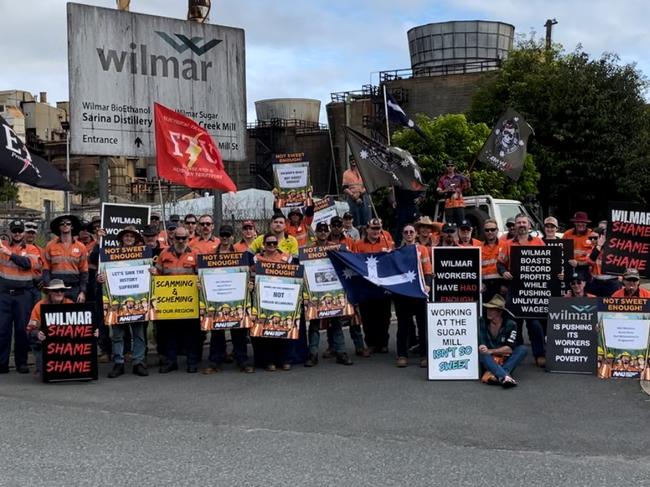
507, 246, 562, 319
67, 3, 246, 159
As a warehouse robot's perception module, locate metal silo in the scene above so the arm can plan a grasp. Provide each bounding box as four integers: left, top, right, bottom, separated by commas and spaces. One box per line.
407, 20, 514, 74
255, 98, 321, 124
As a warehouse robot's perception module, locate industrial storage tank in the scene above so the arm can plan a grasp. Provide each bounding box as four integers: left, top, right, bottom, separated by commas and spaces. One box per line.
255, 98, 320, 123
408, 20, 514, 73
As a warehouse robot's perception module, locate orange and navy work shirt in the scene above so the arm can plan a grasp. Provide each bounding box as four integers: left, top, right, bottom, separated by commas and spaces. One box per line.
156, 247, 197, 275
233, 240, 252, 252
562, 228, 593, 264
30, 297, 75, 327
612, 287, 650, 298
481, 241, 502, 280
416, 243, 432, 277
191, 236, 221, 255
255, 251, 291, 264
497, 235, 545, 271
353, 232, 395, 253
459, 238, 482, 247
43, 238, 89, 283
327, 234, 355, 251
287, 217, 314, 248
0, 242, 40, 289
342, 168, 366, 199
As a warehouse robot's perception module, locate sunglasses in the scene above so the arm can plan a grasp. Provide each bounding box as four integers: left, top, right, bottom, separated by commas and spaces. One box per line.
588, 236, 598, 240
570, 280, 583, 285
60, 221, 72, 226
175, 236, 188, 241
219, 233, 232, 238
11, 229, 24, 233
331, 223, 343, 228
243, 226, 254, 230
369, 226, 381, 230
317, 228, 329, 233
150, 216, 160, 221
265, 241, 278, 246
185, 221, 197, 225
544, 224, 557, 228
484, 228, 497, 232
51, 290, 66, 294
624, 278, 639, 282
199, 222, 212, 226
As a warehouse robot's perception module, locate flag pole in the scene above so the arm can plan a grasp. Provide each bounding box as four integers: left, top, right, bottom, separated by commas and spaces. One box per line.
383, 84, 391, 146
157, 178, 167, 234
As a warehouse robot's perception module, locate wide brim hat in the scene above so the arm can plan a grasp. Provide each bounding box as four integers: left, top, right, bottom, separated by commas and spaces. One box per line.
43, 279, 71, 291
116, 226, 144, 245
414, 216, 436, 229
50, 215, 81, 236
483, 294, 513, 316
570, 211, 591, 223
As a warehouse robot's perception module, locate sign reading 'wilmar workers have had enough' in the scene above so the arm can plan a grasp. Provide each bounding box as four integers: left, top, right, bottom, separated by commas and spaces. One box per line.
68, 3, 246, 159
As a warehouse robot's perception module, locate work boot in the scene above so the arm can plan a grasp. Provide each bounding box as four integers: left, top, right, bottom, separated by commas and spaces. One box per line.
158, 362, 178, 374
132, 363, 149, 377
304, 353, 319, 367
395, 357, 408, 368
335, 353, 353, 366
107, 363, 125, 378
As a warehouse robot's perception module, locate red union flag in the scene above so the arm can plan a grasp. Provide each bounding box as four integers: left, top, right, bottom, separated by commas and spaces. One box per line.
154, 103, 237, 191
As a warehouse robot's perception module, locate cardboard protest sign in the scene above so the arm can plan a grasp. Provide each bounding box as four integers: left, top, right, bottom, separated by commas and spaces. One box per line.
507, 246, 562, 318
197, 252, 253, 330
427, 302, 479, 380
41, 303, 98, 383
272, 152, 313, 209
601, 202, 650, 277
250, 261, 304, 339
432, 247, 481, 304
300, 244, 354, 320
151, 275, 199, 320
100, 202, 151, 257
543, 239, 574, 291
100, 245, 153, 325
597, 297, 650, 379
545, 297, 598, 374
310, 197, 338, 231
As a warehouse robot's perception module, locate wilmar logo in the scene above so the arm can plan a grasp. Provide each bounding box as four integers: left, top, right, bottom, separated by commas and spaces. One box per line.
155, 32, 222, 55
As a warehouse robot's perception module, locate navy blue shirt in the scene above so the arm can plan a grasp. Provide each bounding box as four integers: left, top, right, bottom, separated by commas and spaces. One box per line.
479, 316, 517, 350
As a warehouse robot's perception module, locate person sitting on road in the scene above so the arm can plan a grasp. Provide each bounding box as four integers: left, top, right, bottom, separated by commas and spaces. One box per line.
611, 268, 650, 297
478, 294, 527, 388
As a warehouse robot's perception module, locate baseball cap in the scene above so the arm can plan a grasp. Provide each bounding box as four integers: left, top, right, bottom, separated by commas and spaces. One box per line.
368, 218, 382, 229
219, 225, 234, 236
506, 217, 516, 228
142, 225, 158, 237
623, 268, 640, 281
343, 212, 353, 220
169, 214, 180, 222
445, 159, 455, 167
442, 223, 457, 233
166, 221, 178, 230
330, 216, 344, 226
24, 221, 38, 233
569, 272, 584, 283
458, 219, 472, 229
544, 216, 559, 227
9, 220, 24, 232
315, 222, 330, 232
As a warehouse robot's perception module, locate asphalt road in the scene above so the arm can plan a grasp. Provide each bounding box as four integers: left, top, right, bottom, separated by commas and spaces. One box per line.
1, 330, 649, 486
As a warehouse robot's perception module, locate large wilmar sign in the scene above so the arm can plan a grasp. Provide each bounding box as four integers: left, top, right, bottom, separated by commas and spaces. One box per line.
68, 3, 246, 159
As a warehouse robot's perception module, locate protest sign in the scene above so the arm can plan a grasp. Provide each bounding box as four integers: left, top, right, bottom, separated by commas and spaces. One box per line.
250, 261, 304, 339
272, 152, 313, 209
41, 303, 98, 383
545, 297, 598, 374
432, 247, 481, 304
151, 275, 199, 320
597, 297, 650, 379
100, 202, 151, 254
543, 238, 574, 291
427, 302, 479, 380
310, 197, 338, 231
507, 246, 562, 318
300, 244, 354, 320
197, 252, 253, 330
602, 202, 650, 277
100, 245, 152, 325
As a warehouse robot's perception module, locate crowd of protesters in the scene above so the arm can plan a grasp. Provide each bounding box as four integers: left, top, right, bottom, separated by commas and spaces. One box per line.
0, 188, 648, 390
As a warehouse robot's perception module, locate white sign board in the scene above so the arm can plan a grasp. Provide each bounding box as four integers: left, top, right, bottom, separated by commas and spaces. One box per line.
427, 302, 479, 380
68, 3, 246, 159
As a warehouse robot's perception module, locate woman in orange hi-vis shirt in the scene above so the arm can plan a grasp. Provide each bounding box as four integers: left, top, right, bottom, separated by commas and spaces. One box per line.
394, 224, 432, 369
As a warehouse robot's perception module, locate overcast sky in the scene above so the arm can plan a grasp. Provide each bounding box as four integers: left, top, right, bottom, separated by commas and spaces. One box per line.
1, 0, 648, 122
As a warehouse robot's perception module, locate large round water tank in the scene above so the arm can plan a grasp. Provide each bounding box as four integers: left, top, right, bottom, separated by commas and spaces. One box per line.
255, 98, 320, 123
408, 21, 514, 70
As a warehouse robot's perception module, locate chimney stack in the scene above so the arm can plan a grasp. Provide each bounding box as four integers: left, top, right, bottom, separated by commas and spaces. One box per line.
39, 92, 48, 104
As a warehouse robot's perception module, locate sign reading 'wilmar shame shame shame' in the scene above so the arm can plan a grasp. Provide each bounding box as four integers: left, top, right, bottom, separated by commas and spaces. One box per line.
68, 3, 246, 159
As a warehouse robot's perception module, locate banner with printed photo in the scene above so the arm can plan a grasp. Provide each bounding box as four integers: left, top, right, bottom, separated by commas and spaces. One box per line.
300, 244, 354, 320
100, 202, 151, 255
597, 297, 650, 380
197, 252, 253, 331
310, 197, 338, 231
250, 261, 304, 339
150, 275, 200, 320
100, 245, 153, 326
272, 154, 313, 208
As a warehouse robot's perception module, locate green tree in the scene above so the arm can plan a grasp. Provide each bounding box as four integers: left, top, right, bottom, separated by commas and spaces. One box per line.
0, 177, 20, 204
385, 113, 539, 219
469, 39, 650, 223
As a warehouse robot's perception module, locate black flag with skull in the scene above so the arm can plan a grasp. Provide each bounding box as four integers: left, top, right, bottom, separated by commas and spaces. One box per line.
476, 108, 533, 181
